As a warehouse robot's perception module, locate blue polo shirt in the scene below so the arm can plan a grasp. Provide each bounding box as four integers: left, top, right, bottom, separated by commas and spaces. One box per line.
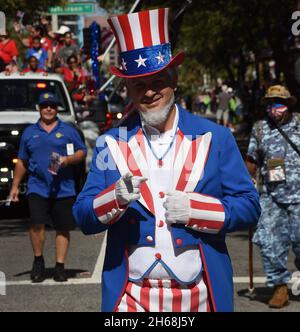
18, 119, 86, 199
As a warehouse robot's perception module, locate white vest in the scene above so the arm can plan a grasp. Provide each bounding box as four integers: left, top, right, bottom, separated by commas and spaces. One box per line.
128, 108, 202, 284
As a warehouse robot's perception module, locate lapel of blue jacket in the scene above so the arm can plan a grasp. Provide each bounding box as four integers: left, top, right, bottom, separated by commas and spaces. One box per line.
105, 113, 156, 215
105, 106, 212, 216
172, 105, 212, 193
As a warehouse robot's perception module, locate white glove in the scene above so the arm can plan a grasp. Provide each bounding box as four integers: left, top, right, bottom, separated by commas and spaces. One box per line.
163, 191, 190, 225
115, 172, 147, 206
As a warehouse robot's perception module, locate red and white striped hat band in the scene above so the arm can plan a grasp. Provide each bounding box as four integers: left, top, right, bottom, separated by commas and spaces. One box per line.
108, 8, 185, 78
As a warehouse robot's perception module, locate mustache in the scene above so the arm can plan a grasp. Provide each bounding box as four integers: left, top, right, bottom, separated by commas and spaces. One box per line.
142, 95, 162, 104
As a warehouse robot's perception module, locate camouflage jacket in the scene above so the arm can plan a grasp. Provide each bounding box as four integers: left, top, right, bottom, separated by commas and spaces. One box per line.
247, 113, 300, 204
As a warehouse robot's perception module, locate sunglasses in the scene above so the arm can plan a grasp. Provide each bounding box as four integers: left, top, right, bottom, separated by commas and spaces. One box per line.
40, 103, 57, 109
267, 98, 287, 105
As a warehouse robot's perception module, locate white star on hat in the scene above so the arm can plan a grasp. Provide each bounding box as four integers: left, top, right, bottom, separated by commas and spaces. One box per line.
155, 52, 165, 64
135, 55, 147, 68
121, 58, 127, 71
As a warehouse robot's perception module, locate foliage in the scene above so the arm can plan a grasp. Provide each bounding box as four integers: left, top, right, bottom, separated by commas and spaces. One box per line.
98, 0, 299, 93
0, 0, 67, 20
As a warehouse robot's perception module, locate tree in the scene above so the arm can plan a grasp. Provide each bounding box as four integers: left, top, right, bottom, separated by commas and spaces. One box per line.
98, 0, 300, 102
0, 0, 66, 20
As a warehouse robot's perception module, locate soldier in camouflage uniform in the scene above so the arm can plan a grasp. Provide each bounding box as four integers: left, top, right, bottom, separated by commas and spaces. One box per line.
246, 85, 300, 309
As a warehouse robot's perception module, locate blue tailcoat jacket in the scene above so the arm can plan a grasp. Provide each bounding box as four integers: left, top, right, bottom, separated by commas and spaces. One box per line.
73, 106, 261, 312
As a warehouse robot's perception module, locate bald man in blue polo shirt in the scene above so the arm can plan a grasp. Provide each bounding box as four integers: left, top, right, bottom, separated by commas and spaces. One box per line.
9, 92, 86, 283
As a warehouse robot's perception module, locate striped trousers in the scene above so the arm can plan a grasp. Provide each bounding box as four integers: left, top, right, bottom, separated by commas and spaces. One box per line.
116, 276, 212, 312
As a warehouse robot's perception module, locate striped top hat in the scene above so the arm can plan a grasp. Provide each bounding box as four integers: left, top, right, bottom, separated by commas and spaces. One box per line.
108, 8, 185, 78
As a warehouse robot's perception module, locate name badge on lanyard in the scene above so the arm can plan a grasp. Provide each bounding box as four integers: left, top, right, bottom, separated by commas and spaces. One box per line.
267, 158, 286, 183
66, 143, 74, 156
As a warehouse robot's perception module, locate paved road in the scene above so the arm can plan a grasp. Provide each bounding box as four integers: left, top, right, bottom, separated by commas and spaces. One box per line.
0, 216, 299, 312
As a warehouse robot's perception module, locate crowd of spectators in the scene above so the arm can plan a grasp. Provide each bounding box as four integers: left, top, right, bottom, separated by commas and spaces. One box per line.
0, 15, 97, 107
0, 16, 256, 136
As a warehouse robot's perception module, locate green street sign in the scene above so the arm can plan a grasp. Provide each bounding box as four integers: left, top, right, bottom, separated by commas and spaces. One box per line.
49, 3, 95, 15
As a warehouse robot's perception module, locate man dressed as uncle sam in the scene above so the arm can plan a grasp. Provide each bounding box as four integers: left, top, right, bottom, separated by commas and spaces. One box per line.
73, 8, 261, 312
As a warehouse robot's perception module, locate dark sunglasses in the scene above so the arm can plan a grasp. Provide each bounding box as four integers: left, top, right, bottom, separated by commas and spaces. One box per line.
40, 103, 57, 109
267, 98, 287, 105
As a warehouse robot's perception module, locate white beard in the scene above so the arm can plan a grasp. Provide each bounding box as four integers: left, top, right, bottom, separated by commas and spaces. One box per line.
139, 93, 175, 127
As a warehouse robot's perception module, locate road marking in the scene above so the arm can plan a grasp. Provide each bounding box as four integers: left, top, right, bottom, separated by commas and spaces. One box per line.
5, 231, 299, 287
5, 279, 97, 286
5, 276, 299, 287
5, 232, 108, 287
233, 277, 266, 283
91, 232, 107, 283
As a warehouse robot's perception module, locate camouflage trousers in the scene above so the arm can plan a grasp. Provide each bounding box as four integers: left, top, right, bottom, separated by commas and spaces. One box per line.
253, 194, 300, 287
